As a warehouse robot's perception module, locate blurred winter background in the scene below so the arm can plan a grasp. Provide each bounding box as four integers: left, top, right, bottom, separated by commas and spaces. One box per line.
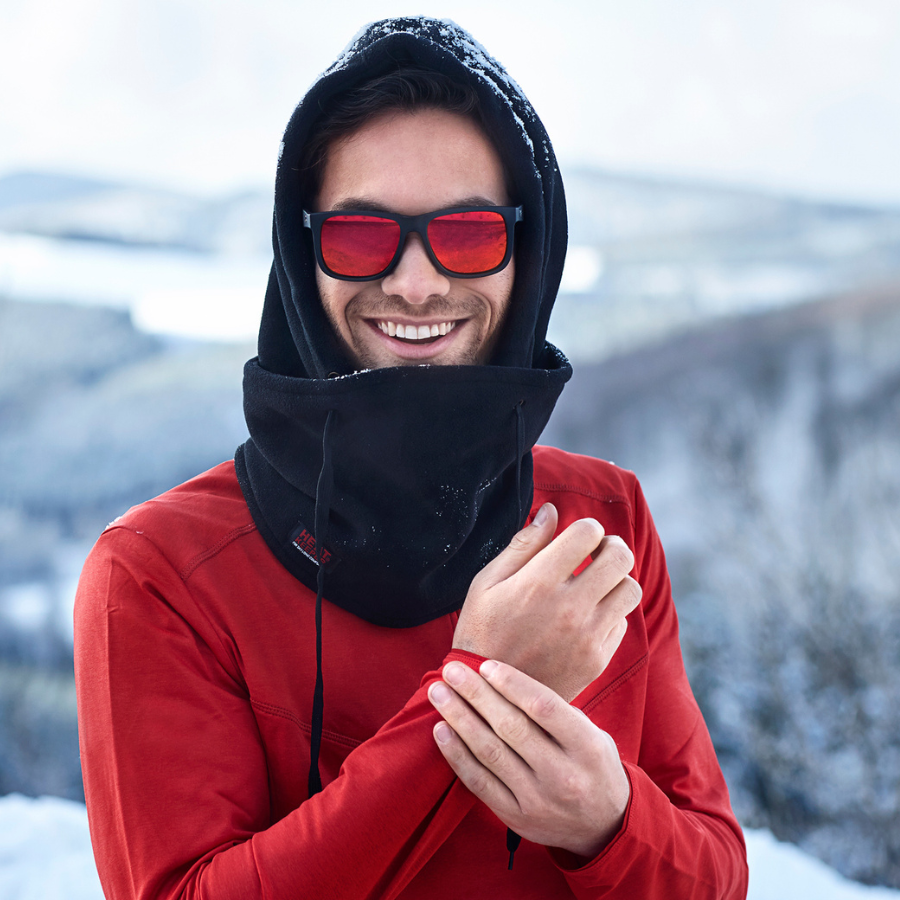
1, 0, 899, 897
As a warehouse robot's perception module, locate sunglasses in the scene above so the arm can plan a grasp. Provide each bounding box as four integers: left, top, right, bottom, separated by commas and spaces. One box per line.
303, 206, 523, 281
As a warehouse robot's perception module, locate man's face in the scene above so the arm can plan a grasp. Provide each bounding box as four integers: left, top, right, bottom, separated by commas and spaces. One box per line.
314, 108, 515, 369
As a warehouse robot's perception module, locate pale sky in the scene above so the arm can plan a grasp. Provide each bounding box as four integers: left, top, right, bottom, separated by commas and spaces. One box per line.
2, 0, 899, 206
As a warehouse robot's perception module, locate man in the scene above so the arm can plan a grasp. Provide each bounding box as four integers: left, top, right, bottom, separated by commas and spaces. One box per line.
75, 17, 748, 899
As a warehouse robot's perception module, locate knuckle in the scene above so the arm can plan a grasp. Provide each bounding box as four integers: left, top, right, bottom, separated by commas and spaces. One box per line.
596, 627, 622, 670
521, 571, 554, 600
527, 689, 558, 722
595, 728, 621, 763
481, 738, 507, 769
507, 529, 533, 553
558, 769, 588, 804
515, 787, 545, 820
592, 634, 609, 663
572, 517, 605, 545
609, 617, 629, 648
623, 575, 643, 610
495, 710, 529, 744
605, 537, 635, 574
466, 568, 489, 598
592, 646, 610, 678
468, 769, 493, 797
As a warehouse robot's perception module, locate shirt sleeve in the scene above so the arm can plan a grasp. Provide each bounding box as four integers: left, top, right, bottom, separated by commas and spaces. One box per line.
555, 478, 749, 899
74, 527, 481, 900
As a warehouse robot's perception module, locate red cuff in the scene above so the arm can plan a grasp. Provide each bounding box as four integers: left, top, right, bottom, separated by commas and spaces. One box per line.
418, 648, 488, 692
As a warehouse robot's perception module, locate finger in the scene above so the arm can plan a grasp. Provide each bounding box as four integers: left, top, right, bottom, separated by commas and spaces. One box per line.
478, 660, 596, 752
576, 537, 638, 610
519, 516, 606, 585
432, 721, 522, 816
598, 617, 628, 667
592, 575, 643, 633
585, 534, 635, 585
429, 674, 535, 786
589, 534, 635, 571
475, 502, 558, 587
435, 664, 549, 765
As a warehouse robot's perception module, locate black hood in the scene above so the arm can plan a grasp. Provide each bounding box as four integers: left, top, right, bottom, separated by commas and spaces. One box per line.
259, 16, 568, 377
236, 17, 572, 630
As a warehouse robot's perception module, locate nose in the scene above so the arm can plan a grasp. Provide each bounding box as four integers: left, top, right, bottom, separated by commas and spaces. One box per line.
380, 233, 451, 304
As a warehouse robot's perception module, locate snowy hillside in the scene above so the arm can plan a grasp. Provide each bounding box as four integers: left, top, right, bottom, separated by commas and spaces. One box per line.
3, 169, 900, 352
544, 280, 900, 887
1, 794, 897, 900
1, 168, 899, 892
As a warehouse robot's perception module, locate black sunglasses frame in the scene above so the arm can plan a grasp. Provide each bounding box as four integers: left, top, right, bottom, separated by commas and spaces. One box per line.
303, 205, 524, 282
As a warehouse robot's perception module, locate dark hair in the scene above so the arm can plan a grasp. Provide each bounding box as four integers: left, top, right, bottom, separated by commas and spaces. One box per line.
297, 66, 512, 206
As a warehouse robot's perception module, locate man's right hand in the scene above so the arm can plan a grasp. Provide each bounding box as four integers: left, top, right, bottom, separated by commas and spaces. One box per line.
452, 503, 642, 702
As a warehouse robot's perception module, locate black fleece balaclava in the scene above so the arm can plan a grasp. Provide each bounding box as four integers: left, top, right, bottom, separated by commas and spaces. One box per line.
235, 17, 572, 629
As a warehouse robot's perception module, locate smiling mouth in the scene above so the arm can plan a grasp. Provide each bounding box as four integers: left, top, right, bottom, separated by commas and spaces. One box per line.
376, 320, 458, 343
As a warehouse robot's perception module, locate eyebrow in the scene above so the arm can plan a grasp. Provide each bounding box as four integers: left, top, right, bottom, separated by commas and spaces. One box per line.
327, 195, 503, 212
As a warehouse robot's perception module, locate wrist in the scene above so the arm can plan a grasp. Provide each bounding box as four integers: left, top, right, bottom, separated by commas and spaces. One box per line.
565, 811, 625, 860
556, 763, 631, 861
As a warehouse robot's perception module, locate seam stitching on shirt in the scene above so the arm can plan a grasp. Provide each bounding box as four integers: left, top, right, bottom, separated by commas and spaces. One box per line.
581, 653, 649, 714
533, 482, 630, 505
104, 529, 246, 679
179, 523, 258, 581
251, 699, 362, 750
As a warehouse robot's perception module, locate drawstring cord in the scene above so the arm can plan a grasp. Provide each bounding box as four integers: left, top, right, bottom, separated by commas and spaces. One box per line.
308, 409, 335, 797
507, 400, 526, 869
305, 403, 528, 870
507, 828, 522, 871
514, 400, 526, 528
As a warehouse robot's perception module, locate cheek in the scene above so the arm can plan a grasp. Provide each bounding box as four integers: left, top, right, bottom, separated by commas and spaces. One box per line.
491, 260, 515, 322
315, 270, 349, 331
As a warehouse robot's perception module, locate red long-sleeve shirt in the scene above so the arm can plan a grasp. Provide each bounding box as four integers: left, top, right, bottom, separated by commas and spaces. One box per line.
74, 445, 748, 899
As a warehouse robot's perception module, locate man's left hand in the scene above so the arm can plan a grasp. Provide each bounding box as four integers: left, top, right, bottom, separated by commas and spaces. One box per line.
427, 659, 629, 860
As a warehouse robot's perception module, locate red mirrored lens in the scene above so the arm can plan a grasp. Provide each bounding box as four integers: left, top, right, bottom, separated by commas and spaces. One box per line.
427, 211, 507, 274
320, 216, 401, 277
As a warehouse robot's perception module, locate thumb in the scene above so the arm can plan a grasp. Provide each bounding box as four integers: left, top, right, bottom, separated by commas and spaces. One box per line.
478, 502, 558, 587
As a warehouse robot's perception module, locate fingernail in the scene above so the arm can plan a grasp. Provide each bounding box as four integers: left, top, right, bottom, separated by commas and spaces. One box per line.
430, 682, 451, 705
435, 722, 452, 744
444, 663, 465, 686
533, 503, 550, 528
480, 659, 499, 678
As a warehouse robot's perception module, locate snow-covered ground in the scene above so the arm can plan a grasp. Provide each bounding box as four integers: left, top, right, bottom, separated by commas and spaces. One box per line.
0, 795, 102, 900
0, 793, 897, 900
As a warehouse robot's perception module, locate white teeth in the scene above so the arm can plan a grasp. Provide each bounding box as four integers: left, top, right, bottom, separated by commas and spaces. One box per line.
377, 321, 457, 340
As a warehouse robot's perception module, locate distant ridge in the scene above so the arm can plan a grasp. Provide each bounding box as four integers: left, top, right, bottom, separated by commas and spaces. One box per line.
545, 276, 900, 889
0, 171, 120, 211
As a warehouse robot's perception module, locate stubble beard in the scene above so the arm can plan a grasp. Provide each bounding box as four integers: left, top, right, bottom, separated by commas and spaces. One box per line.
333, 292, 497, 370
